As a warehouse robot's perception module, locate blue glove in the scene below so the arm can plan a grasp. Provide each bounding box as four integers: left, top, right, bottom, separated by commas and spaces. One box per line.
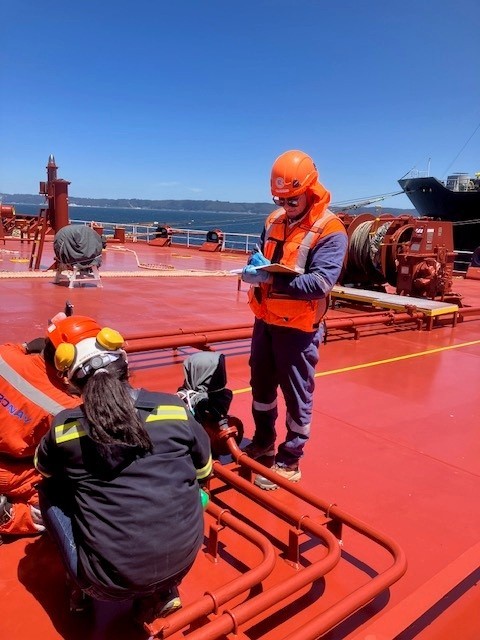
241, 265, 272, 285
248, 249, 271, 268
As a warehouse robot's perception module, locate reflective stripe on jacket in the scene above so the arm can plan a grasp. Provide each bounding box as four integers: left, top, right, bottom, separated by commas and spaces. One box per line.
0, 344, 80, 458
248, 205, 346, 332
34, 388, 212, 597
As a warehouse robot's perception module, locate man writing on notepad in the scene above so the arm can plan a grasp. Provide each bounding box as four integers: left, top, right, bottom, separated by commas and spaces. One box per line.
241, 150, 347, 489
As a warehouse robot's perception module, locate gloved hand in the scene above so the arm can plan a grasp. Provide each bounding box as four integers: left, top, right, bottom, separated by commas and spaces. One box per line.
248, 249, 270, 268
30, 504, 45, 532
199, 488, 210, 510
241, 265, 272, 285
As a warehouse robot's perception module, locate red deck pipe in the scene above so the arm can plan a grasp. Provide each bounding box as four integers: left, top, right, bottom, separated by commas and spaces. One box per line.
123, 313, 421, 353
181, 463, 382, 640
147, 466, 341, 638
168, 470, 342, 640
125, 312, 417, 342
146, 499, 277, 638
174, 479, 405, 640
123, 323, 253, 341
182, 555, 343, 640
455, 306, 480, 317
124, 307, 479, 355
213, 463, 341, 550
124, 328, 253, 353
123, 312, 404, 343
326, 310, 425, 329
229, 442, 406, 559
213, 441, 407, 640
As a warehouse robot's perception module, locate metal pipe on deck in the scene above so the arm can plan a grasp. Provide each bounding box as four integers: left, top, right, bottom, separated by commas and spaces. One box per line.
166, 447, 405, 640
124, 328, 253, 353
455, 305, 480, 317
148, 438, 406, 639
123, 310, 415, 343
123, 311, 431, 353
326, 310, 425, 329
222, 442, 407, 640
123, 323, 254, 341
146, 500, 277, 638
124, 302, 480, 353
158, 464, 342, 640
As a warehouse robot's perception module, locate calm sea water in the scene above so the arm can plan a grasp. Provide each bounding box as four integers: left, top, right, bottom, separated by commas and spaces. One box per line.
14, 203, 265, 236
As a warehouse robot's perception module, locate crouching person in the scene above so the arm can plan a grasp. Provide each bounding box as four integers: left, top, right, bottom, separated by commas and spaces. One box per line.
34, 322, 212, 624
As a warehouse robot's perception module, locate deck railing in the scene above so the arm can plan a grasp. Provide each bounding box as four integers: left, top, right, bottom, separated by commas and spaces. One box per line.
71, 219, 261, 254
73, 218, 476, 272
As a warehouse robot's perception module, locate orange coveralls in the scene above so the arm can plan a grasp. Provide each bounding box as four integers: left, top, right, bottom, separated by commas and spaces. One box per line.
0, 343, 80, 536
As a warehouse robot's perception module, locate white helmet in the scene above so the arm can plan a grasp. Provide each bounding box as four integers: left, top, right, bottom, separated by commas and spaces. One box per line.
68, 336, 126, 381
54, 327, 126, 381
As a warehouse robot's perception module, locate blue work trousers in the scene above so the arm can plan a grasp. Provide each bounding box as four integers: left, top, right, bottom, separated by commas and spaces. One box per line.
249, 318, 322, 466
37, 480, 86, 587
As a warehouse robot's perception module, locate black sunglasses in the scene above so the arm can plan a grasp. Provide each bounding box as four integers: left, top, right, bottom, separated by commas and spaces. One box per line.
273, 196, 300, 207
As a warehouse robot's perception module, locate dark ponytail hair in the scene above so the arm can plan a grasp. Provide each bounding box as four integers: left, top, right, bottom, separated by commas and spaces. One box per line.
77, 357, 152, 454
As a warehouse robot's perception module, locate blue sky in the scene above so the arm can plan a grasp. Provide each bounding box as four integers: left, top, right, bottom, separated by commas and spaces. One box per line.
1, 0, 479, 209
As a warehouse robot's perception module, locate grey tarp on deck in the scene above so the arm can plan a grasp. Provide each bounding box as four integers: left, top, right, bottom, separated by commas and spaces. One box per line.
53, 225, 103, 267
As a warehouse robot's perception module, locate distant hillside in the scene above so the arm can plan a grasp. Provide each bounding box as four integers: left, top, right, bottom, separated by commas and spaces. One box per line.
0, 193, 416, 217
0, 194, 275, 215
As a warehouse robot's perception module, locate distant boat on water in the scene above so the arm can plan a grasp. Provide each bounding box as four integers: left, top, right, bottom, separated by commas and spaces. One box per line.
398, 171, 480, 252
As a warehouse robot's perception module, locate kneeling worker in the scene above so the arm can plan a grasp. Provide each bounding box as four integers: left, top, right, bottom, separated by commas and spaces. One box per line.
35, 319, 212, 623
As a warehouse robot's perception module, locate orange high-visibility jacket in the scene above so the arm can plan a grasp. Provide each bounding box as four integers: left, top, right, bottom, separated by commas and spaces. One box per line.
248, 199, 346, 332
0, 343, 81, 458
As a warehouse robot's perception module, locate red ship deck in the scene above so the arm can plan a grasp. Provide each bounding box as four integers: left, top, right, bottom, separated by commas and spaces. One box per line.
1, 236, 480, 640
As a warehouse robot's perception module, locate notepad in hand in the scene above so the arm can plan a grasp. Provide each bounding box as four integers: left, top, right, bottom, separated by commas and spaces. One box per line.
256, 263, 298, 274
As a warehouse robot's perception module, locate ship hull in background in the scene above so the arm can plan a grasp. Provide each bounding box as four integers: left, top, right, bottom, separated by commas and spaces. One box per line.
398, 176, 480, 253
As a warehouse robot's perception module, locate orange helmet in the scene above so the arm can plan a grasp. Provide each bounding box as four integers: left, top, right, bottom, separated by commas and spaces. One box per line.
46, 315, 102, 349
270, 150, 319, 198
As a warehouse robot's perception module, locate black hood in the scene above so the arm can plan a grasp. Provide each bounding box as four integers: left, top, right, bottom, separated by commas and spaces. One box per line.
177, 351, 232, 422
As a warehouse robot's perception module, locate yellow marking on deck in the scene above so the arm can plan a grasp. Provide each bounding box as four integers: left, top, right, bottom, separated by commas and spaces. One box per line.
232, 338, 480, 394
315, 338, 480, 377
